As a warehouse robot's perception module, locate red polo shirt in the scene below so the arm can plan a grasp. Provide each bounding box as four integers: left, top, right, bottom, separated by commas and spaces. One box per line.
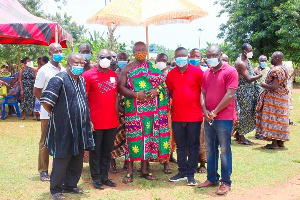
202, 63, 238, 120
166, 64, 203, 122
82, 67, 119, 129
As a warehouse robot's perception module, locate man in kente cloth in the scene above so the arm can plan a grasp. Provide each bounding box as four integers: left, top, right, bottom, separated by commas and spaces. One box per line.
118, 41, 170, 183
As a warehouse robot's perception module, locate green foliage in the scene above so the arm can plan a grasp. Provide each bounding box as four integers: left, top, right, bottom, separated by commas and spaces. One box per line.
216, 0, 300, 65
275, 0, 300, 64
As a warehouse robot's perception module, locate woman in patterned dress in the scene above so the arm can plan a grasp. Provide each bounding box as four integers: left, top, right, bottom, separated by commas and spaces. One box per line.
256, 51, 290, 149
18, 57, 36, 120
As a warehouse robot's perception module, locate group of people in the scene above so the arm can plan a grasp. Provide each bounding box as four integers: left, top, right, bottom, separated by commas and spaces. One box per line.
31, 41, 290, 200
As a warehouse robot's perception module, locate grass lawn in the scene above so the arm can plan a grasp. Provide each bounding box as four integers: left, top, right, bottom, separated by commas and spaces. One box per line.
0, 94, 300, 200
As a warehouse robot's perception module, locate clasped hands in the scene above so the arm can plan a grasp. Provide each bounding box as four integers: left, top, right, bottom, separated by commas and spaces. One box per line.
137, 88, 158, 102
204, 109, 217, 122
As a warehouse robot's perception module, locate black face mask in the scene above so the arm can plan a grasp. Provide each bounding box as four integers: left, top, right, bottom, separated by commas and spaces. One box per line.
271, 58, 275, 65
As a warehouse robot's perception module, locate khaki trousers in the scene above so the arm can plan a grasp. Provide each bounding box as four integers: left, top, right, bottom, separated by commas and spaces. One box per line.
38, 119, 49, 173
199, 122, 207, 163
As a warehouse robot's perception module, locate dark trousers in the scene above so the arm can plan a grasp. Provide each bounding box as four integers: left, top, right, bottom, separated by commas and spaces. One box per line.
50, 149, 84, 195
172, 121, 201, 177
89, 128, 117, 181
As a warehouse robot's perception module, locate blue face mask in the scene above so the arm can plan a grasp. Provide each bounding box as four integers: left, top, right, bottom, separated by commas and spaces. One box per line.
260, 62, 267, 68
53, 53, 64, 62
188, 59, 200, 66
81, 54, 91, 60
207, 58, 219, 67
71, 66, 84, 75
118, 61, 127, 69
175, 57, 188, 67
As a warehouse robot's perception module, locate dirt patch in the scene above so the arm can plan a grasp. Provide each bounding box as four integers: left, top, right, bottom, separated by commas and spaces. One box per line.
293, 89, 300, 94
207, 174, 300, 200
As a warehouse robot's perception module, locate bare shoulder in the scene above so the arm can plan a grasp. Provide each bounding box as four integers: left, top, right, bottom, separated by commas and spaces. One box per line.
235, 59, 246, 70
121, 62, 136, 75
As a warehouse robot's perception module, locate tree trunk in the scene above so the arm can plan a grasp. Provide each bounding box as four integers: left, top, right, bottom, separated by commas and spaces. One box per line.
105, 0, 115, 51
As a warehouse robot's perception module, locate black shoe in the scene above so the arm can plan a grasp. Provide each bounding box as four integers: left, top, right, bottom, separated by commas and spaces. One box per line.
93, 180, 104, 189
102, 179, 117, 187
62, 187, 84, 194
169, 173, 187, 182
187, 176, 197, 186
51, 193, 65, 200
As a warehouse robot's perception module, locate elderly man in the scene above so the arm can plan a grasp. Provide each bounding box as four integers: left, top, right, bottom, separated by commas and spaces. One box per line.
82, 49, 119, 189
198, 44, 238, 195
221, 54, 229, 63
119, 41, 169, 183
109, 51, 118, 71
40, 53, 94, 200
34, 43, 66, 182
256, 51, 290, 149
254, 55, 270, 85
79, 43, 94, 71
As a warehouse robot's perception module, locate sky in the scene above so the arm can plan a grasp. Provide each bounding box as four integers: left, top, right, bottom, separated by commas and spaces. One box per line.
41, 0, 228, 50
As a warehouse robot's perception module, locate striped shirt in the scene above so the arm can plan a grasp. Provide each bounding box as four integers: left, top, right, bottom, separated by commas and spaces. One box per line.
40, 72, 94, 158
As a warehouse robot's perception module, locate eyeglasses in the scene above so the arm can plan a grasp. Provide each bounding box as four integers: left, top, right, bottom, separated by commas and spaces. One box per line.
99, 56, 111, 60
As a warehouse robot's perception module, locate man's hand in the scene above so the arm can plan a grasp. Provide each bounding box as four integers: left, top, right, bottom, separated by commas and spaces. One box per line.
137, 90, 147, 101
20, 89, 24, 97
203, 109, 213, 122
146, 88, 158, 100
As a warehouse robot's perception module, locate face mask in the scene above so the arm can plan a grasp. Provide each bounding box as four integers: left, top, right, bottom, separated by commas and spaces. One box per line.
175, 57, 188, 67
156, 62, 167, 70
135, 52, 147, 61
118, 61, 127, 69
99, 58, 111, 68
207, 58, 220, 67
71, 66, 84, 75
260, 62, 267, 68
81, 54, 91, 60
53, 53, 64, 62
26, 61, 33, 68
246, 52, 253, 59
188, 59, 200, 66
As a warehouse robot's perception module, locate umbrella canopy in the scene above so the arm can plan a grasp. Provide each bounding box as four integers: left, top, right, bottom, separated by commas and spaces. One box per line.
87, 0, 207, 26
0, 0, 73, 48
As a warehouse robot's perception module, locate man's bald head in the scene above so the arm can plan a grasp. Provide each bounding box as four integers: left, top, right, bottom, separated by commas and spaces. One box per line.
117, 52, 129, 61
207, 44, 222, 55
273, 51, 284, 59
271, 51, 284, 66
67, 52, 83, 63
133, 41, 147, 52
97, 49, 111, 59
79, 43, 92, 54
49, 43, 62, 55
258, 55, 267, 62
221, 54, 229, 62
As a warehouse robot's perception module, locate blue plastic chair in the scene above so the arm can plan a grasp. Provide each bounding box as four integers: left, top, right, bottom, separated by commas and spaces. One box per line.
2, 90, 21, 119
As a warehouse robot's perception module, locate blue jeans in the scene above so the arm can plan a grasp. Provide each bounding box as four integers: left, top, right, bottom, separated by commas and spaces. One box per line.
172, 121, 201, 177
204, 120, 233, 186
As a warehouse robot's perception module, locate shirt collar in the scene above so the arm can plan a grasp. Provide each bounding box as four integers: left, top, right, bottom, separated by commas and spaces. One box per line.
209, 62, 227, 73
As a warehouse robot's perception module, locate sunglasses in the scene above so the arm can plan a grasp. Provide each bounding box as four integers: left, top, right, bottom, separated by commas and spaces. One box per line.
99, 56, 111, 60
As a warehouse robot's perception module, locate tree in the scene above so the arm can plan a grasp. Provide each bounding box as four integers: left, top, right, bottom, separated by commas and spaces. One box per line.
216, 0, 285, 58
216, 0, 300, 65
275, 0, 300, 64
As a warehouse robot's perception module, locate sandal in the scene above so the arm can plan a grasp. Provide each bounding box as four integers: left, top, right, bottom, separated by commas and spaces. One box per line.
262, 144, 279, 150
122, 174, 133, 184
238, 139, 254, 145
40, 171, 50, 182
163, 168, 172, 174
198, 165, 206, 173
277, 140, 285, 148
139, 173, 158, 181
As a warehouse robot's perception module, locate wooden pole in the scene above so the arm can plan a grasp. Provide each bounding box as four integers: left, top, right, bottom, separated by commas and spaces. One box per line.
146, 26, 149, 60
55, 24, 58, 43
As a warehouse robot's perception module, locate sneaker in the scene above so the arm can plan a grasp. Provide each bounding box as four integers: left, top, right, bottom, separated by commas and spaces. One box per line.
187, 176, 197, 186
169, 173, 187, 182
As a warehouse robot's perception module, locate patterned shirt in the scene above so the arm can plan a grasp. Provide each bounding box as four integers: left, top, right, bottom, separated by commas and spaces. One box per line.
40, 72, 94, 158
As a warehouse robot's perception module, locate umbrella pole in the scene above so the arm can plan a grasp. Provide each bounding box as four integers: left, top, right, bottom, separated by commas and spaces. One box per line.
55, 25, 58, 43
146, 26, 149, 60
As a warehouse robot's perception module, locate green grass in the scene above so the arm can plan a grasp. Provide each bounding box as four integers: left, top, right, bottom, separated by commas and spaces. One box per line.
0, 94, 300, 199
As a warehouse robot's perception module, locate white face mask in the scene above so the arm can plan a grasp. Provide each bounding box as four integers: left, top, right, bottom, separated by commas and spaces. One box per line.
99, 58, 111, 68
26, 61, 33, 68
246, 52, 253, 59
156, 62, 167, 71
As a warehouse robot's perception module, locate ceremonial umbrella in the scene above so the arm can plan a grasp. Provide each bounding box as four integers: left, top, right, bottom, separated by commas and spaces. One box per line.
87, 0, 207, 58
0, 0, 73, 48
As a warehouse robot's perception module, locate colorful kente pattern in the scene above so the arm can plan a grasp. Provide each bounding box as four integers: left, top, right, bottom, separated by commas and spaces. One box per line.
125, 61, 169, 161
